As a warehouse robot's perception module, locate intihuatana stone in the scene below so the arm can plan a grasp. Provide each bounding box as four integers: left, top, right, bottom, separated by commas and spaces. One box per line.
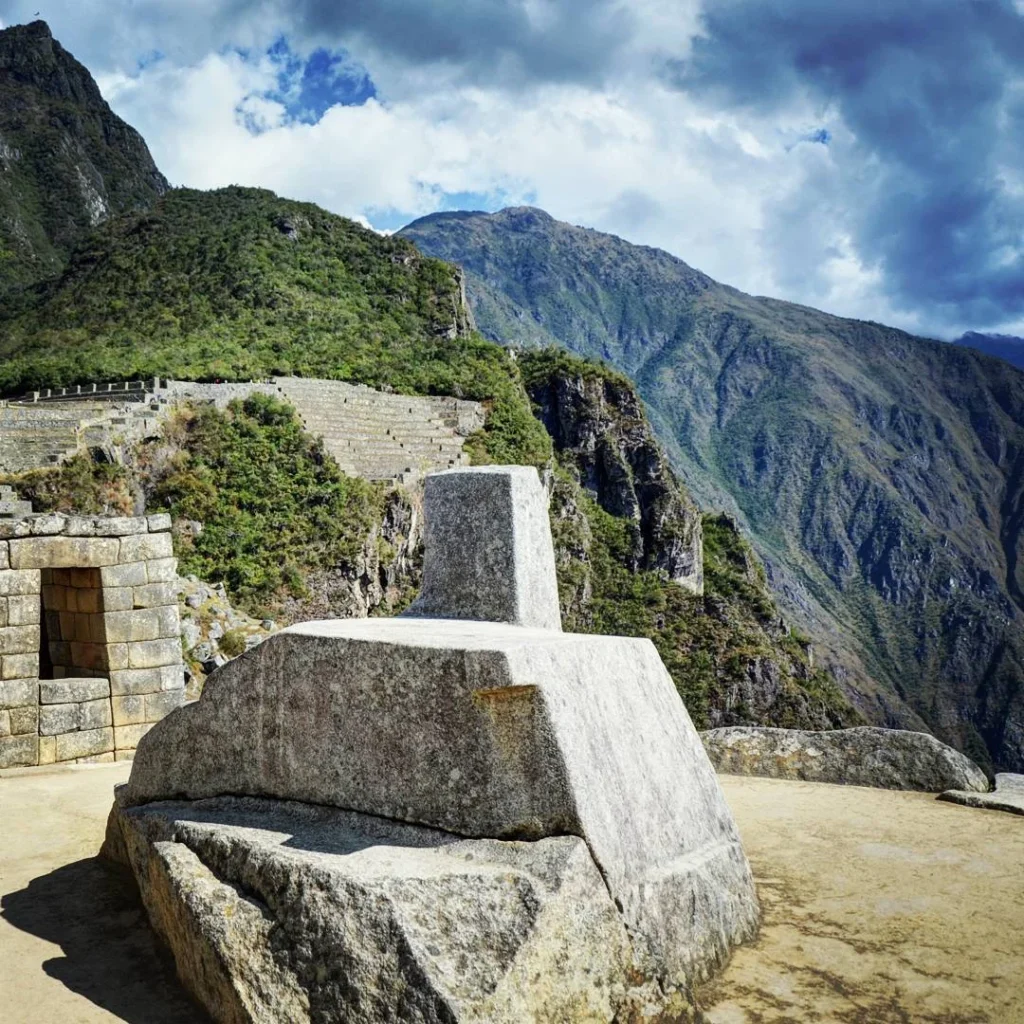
113, 466, 758, 1020
702, 726, 990, 793
403, 466, 562, 630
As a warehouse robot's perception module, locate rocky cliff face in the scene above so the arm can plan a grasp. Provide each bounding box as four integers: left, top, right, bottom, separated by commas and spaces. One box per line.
521, 351, 702, 592
401, 208, 1024, 772
0, 20, 168, 295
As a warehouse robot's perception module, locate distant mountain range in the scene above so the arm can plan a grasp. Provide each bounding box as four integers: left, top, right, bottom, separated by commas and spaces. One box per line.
956, 332, 1024, 370
402, 207, 1024, 771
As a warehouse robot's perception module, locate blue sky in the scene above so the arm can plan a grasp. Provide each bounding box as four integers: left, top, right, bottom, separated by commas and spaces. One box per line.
0, 0, 1021, 339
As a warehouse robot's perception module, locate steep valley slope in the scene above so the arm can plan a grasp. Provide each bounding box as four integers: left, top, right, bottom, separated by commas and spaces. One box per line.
401, 207, 1024, 772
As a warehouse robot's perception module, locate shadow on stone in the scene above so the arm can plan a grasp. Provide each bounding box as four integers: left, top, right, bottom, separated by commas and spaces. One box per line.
1, 855, 207, 1023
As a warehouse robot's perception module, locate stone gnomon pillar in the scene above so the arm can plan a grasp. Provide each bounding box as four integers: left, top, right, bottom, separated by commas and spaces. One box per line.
111, 467, 759, 1018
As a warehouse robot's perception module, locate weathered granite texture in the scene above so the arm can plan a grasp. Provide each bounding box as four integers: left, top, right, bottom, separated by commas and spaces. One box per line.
104, 794, 692, 1023
702, 726, 990, 793
939, 773, 1024, 816
403, 467, 562, 630
125, 618, 758, 989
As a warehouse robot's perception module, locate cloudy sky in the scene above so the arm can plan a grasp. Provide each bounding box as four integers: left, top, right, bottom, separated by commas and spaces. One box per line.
1, 0, 1022, 340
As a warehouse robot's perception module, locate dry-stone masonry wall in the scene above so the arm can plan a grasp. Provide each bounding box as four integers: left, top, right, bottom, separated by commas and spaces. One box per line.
0, 507, 184, 768
1, 377, 485, 481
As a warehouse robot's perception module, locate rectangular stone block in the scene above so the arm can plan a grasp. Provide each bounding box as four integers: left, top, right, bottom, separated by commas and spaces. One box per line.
115, 749, 135, 762
112, 694, 146, 726
100, 562, 148, 588
0, 734, 37, 768
107, 643, 129, 670
68, 642, 108, 672
9, 704, 38, 735
147, 513, 172, 532
103, 587, 134, 612
156, 606, 180, 640
74, 588, 103, 614
0, 598, 6, 628
114, 722, 152, 750
145, 558, 178, 583
40, 678, 110, 704
145, 688, 184, 722
81, 697, 113, 731
70, 568, 100, 589
38, 734, 55, 765
109, 668, 163, 696
77, 752, 116, 764
55, 726, 113, 761
132, 583, 178, 609
0, 624, 39, 655
118, 533, 173, 563
2, 653, 38, 680
7, 594, 39, 625
160, 664, 185, 690
65, 516, 147, 537
0, 709, 8, 736
39, 702, 78, 735
0, 569, 41, 596
9, 536, 120, 570
127, 638, 180, 670
102, 609, 162, 643
0, 541, 8, 570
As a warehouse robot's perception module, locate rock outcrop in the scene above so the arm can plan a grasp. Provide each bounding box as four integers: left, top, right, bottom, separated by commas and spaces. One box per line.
107, 795, 689, 1023
0, 20, 168, 294
702, 725, 990, 793
939, 772, 1024, 816
522, 353, 703, 592
105, 466, 759, 1020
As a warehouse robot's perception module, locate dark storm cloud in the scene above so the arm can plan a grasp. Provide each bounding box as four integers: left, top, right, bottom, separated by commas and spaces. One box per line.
669, 0, 1024, 327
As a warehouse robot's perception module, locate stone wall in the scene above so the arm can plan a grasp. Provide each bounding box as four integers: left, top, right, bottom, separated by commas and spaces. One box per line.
0, 511, 184, 768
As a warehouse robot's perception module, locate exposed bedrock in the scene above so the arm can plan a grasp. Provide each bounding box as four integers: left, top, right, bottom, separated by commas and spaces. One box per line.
702, 725, 990, 793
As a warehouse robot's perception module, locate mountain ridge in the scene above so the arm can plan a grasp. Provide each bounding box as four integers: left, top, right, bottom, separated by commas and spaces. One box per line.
401, 207, 1024, 772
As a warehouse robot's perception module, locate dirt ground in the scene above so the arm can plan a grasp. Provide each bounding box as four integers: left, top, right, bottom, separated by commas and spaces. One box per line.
699, 775, 1024, 1023
1, 765, 1021, 1024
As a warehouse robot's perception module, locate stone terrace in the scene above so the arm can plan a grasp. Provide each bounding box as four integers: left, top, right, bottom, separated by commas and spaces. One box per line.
1, 377, 485, 482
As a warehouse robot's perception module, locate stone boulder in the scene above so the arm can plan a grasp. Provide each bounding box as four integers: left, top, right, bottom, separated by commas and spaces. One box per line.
702, 726, 989, 793
104, 794, 691, 1023
939, 772, 1024, 815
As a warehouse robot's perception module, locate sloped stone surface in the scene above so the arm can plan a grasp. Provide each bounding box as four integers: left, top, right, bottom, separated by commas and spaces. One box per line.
105, 794, 688, 1023
702, 726, 989, 793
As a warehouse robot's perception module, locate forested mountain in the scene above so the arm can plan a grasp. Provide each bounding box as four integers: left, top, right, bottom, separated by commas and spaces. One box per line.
0, 21, 167, 295
402, 207, 1024, 771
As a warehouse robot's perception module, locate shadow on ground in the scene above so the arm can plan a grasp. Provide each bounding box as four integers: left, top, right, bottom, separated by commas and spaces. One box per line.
2, 856, 206, 1023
